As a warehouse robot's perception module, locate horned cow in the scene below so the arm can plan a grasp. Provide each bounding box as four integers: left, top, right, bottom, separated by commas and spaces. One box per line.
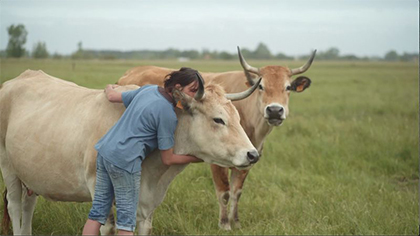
0, 69, 261, 235
117, 47, 316, 230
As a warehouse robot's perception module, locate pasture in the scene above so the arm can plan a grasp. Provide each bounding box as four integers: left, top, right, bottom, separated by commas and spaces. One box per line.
0, 58, 418, 235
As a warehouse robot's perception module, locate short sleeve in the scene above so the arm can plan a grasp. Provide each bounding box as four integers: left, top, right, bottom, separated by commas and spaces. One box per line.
156, 105, 178, 150
122, 88, 141, 108
122, 85, 152, 108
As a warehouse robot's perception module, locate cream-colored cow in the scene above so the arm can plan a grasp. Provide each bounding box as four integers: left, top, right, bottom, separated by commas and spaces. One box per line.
0, 69, 262, 235
117, 47, 316, 230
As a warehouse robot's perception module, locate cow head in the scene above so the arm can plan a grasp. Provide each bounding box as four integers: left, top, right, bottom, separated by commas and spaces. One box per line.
237, 46, 316, 126
173, 73, 262, 169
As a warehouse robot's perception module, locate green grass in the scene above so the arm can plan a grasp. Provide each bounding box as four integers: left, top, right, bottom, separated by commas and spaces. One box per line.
0, 58, 418, 235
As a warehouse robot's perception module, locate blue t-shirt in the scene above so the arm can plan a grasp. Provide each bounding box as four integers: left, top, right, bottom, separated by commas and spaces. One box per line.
95, 85, 178, 173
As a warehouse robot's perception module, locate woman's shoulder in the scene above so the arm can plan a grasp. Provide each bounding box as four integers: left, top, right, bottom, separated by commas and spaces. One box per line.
139, 84, 158, 92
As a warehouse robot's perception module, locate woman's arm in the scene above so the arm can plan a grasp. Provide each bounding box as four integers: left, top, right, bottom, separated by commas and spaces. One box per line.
160, 148, 203, 165
105, 84, 123, 103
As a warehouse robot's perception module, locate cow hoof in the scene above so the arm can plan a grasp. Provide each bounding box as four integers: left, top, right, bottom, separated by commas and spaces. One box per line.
218, 222, 232, 231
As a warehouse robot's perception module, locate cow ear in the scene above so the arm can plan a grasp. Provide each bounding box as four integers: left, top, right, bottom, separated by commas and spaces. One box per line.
173, 89, 193, 111
290, 76, 311, 92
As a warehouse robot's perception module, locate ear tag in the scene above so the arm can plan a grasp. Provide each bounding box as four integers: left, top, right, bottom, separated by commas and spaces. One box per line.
176, 101, 184, 110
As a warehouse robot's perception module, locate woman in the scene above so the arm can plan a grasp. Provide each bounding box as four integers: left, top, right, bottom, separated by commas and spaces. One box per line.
83, 67, 203, 235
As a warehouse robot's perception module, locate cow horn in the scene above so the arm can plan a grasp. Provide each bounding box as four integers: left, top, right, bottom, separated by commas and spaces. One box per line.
290, 49, 317, 75
237, 46, 260, 85
225, 78, 262, 101
194, 72, 205, 101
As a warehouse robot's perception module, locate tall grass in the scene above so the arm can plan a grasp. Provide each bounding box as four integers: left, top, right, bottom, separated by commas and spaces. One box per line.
0, 59, 418, 235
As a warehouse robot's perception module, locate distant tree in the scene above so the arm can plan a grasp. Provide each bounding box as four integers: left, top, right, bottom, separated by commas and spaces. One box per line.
201, 48, 212, 60
181, 50, 200, 60
240, 48, 254, 59
163, 48, 181, 59
219, 51, 234, 60
205, 50, 220, 60
77, 41, 83, 52
384, 50, 399, 61
323, 47, 340, 60
32, 41, 49, 59
6, 24, 28, 58
52, 52, 63, 59
341, 54, 359, 61
101, 54, 116, 60
400, 52, 419, 62
253, 42, 272, 59
370, 56, 383, 62
71, 41, 93, 59
275, 52, 293, 60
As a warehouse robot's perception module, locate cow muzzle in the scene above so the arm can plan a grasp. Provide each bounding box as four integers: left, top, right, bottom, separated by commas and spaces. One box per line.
265, 104, 286, 126
247, 149, 259, 164
234, 149, 260, 170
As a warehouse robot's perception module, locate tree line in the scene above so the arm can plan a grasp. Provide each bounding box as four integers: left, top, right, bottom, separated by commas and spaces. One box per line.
2, 24, 418, 62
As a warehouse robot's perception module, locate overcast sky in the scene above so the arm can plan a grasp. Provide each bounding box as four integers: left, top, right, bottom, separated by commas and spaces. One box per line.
0, 0, 418, 57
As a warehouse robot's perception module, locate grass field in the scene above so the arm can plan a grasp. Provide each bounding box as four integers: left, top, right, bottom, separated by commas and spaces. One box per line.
0, 58, 418, 235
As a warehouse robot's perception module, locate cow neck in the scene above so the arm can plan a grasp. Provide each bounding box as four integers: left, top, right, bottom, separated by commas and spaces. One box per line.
158, 87, 176, 107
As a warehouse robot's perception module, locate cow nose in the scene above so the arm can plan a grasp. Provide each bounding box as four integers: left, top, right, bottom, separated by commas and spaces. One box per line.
247, 150, 260, 164
266, 105, 284, 119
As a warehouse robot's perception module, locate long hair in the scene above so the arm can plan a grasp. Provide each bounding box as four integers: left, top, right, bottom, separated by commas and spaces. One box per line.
164, 67, 199, 93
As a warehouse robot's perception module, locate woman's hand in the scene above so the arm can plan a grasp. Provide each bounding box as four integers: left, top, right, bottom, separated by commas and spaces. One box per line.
105, 84, 119, 92
105, 84, 123, 103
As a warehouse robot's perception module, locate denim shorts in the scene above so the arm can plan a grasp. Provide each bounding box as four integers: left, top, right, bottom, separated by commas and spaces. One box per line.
88, 154, 141, 232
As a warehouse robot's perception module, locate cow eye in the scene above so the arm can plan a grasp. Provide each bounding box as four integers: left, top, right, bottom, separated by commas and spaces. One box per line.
286, 85, 291, 91
213, 118, 225, 125
258, 84, 264, 90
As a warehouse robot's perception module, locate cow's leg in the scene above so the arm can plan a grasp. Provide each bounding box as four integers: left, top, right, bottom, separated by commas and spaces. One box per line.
20, 188, 38, 235
136, 167, 171, 235
228, 168, 249, 229
138, 212, 153, 235
210, 164, 231, 230
3, 175, 23, 235
0, 144, 23, 235
136, 162, 187, 235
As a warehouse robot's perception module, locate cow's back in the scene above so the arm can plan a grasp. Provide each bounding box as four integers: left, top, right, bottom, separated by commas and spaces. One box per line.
0, 70, 136, 201
117, 66, 247, 91
117, 66, 175, 86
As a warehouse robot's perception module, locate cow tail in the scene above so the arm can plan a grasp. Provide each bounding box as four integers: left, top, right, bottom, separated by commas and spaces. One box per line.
2, 188, 11, 235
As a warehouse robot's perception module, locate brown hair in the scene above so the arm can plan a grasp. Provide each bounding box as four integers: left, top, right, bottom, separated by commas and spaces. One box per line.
164, 67, 199, 93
